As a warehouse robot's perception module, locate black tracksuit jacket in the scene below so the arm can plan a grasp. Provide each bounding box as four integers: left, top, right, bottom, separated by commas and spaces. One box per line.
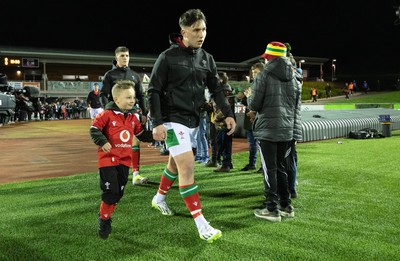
147, 33, 233, 128
101, 66, 147, 115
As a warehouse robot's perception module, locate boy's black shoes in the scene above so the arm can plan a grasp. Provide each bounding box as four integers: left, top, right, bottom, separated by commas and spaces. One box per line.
98, 215, 112, 239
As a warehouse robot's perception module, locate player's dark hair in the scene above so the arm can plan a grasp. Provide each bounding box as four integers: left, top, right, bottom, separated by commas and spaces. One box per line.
179, 9, 206, 28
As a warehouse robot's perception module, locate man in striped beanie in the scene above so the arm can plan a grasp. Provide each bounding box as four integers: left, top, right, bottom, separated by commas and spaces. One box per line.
249, 40, 301, 222
261, 41, 287, 61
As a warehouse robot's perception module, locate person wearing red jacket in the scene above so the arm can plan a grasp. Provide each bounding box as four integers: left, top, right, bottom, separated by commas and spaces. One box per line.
90, 80, 152, 239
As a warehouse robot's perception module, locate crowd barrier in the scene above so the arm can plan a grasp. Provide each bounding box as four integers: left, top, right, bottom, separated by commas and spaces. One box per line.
300, 109, 400, 142
234, 106, 400, 141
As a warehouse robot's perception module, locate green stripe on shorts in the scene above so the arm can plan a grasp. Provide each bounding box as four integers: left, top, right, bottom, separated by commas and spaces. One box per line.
166, 129, 179, 147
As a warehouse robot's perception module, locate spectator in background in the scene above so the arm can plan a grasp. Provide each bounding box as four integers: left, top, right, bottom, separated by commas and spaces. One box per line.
348, 81, 354, 95
353, 80, 358, 93
284, 43, 303, 199
60, 102, 67, 120
87, 83, 104, 123
204, 96, 219, 167
235, 87, 254, 171
311, 87, 318, 102
213, 72, 236, 173
344, 83, 350, 99
239, 62, 264, 173
363, 80, 369, 94
284, 42, 297, 67
194, 95, 210, 164
325, 83, 332, 98
287, 67, 303, 199
80, 99, 88, 119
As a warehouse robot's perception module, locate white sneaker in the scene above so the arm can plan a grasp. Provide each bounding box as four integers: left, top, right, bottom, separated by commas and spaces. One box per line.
132, 172, 148, 185
151, 196, 174, 216
199, 224, 222, 243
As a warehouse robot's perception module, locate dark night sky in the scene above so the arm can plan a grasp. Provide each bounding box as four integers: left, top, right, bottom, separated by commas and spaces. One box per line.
2, 1, 400, 77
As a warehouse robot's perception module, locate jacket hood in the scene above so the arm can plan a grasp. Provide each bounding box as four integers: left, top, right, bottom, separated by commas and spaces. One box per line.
169, 33, 184, 46
264, 57, 294, 82
105, 101, 120, 111
168, 33, 198, 55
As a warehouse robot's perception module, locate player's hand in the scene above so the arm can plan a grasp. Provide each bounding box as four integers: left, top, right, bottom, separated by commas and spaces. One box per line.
225, 117, 236, 136
153, 125, 167, 141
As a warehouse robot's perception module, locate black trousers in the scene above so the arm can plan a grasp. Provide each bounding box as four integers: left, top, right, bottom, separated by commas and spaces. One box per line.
99, 165, 129, 204
285, 140, 297, 194
208, 123, 217, 162
258, 140, 291, 211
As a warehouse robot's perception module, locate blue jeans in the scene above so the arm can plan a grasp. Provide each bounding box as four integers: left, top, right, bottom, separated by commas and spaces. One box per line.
216, 129, 232, 166
246, 130, 258, 166
195, 116, 209, 161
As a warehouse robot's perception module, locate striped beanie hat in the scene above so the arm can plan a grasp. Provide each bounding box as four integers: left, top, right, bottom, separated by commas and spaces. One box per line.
261, 41, 287, 60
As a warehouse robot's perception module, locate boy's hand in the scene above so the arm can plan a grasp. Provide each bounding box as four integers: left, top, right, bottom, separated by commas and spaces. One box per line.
101, 142, 112, 153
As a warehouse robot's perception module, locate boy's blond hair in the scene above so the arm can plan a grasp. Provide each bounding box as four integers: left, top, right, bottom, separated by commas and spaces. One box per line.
111, 80, 135, 98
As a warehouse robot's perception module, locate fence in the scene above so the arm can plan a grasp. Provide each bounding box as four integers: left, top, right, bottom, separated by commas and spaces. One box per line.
300, 109, 400, 142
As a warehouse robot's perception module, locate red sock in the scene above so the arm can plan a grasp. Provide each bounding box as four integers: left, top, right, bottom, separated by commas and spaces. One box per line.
99, 201, 116, 220
131, 145, 140, 172
158, 168, 177, 195
179, 183, 202, 218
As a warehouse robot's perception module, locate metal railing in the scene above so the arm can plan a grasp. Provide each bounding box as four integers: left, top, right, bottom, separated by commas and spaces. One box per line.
300, 115, 400, 142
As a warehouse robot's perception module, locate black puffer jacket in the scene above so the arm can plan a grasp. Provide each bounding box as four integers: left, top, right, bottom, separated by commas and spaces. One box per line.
293, 69, 303, 141
249, 57, 298, 142
148, 33, 233, 128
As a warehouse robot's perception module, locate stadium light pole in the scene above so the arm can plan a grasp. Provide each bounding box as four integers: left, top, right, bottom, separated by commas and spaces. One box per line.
299, 59, 305, 68
332, 59, 336, 81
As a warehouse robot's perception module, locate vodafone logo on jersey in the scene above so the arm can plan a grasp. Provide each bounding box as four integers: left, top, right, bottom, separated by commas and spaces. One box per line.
115, 130, 132, 148
120, 130, 130, 142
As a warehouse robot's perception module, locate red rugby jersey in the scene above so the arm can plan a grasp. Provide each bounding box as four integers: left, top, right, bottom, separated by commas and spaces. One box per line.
92, 110, 143, 168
